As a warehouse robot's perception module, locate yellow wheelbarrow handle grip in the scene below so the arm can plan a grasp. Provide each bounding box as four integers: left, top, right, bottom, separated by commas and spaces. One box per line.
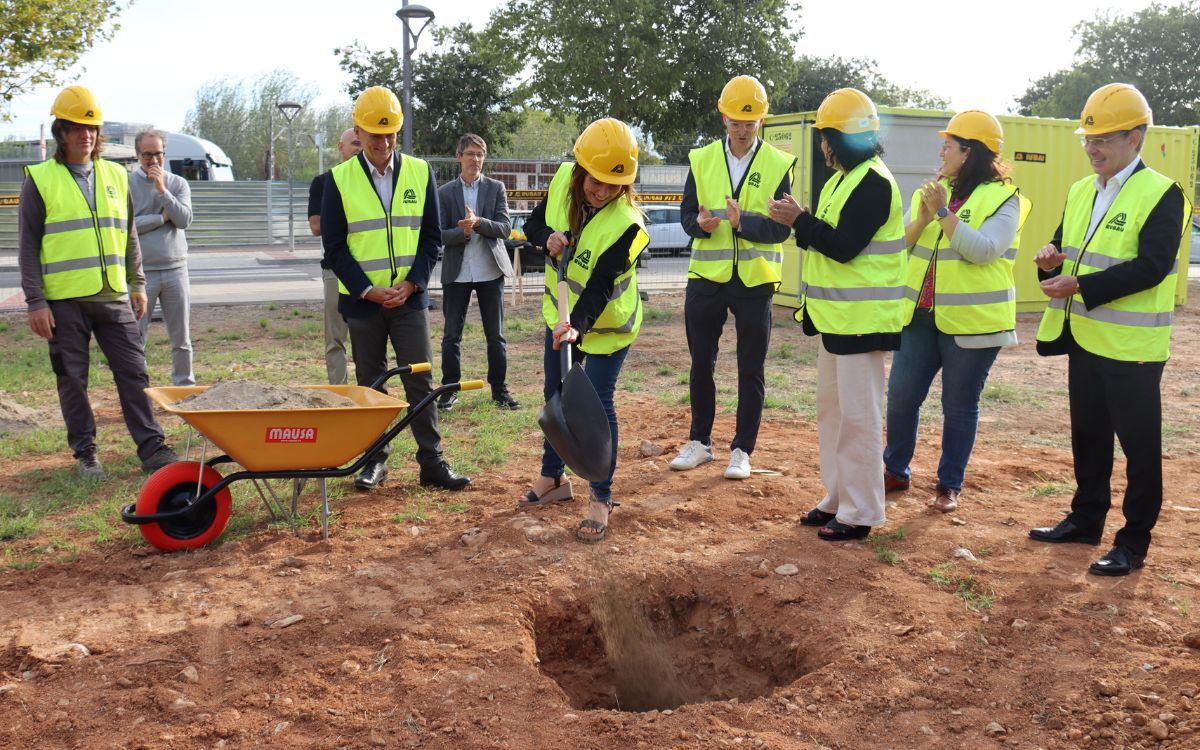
407, 362, 432, 374
459, 380, 486, 392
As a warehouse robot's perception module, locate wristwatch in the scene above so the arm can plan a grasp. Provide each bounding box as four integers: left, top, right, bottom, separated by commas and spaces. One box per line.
936, 206, 951, 219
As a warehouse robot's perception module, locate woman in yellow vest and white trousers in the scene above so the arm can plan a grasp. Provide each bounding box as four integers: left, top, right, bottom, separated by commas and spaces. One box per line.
519, 119, 650, 543
883, 111, 1030, 513
768, 89, 906, 541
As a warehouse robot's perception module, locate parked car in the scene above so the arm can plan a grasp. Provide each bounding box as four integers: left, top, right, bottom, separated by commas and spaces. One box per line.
643, 204, 689, 257
505, 209, 545, 274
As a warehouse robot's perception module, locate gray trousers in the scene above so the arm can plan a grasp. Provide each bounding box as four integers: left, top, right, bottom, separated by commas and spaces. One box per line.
138, 266, 194, 386
322, 269, 349, 385
49, 299, 167, 461
346, 305, 442, 469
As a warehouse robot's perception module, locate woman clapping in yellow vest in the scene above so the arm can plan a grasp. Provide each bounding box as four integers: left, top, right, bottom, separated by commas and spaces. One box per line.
518, 119, 650, 543
883, 111, 1031, 513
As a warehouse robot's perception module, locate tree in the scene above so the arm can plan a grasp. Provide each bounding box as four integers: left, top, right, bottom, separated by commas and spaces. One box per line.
335, 23, 523, 155
1017, 2, 1200, 125
489, 109, 580, 159
776, 55, 947, 114
184, 70, 349, 182
488, 0, 800, 157
0, 0, 128, 116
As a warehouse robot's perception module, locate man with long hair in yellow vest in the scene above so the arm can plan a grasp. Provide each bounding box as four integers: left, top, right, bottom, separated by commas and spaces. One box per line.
768, 88, 906, 542
518, 118, 648, 543
1029, 84, 1190, 576
18, 85, 178, 479
321, 86, 469, 492
668, 75, 796, 481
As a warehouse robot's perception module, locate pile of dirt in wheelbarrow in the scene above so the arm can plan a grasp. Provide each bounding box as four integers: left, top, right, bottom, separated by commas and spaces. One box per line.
173, 381, 355, 411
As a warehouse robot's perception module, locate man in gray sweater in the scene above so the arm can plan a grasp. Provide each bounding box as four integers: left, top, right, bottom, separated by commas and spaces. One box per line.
130, 128, 195, 386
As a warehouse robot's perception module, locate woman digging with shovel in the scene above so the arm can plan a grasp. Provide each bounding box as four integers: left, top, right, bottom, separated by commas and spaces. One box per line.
519, 118, 649, 543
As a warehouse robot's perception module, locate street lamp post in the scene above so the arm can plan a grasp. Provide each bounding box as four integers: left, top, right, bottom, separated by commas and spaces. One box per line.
395, 2, 435, 155
276, 101, 302, 251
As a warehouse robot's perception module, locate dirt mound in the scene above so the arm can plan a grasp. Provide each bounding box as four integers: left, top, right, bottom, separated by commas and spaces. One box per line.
0, 397, 41, 436
173, 381, 355, 411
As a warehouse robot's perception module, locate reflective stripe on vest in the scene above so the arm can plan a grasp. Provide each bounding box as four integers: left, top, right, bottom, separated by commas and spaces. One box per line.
25, 159, 129, 300
540, 162, 648, 355
687, 139, 795, 286
331, 153, 429, 295
796, 156, 906, 335
903, 180, 1031, 335
1036, 167, 1189, 362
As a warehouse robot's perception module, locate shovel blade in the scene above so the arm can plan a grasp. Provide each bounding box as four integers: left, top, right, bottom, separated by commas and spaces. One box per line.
537, 363, 613, 482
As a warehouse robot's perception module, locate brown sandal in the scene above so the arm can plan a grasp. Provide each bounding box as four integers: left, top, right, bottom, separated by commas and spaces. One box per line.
575, 498, 616, 544
518, 475, 574, 509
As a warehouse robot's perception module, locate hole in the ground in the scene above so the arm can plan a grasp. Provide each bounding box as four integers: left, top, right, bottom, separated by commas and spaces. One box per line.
533, 573, 842, 712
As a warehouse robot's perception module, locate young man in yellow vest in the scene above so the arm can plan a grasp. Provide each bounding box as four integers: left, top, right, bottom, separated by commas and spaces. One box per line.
1029, 83, 1190, 576
18, 85, 178, 479
669, 75, 796, 480
321, 86, 469, 492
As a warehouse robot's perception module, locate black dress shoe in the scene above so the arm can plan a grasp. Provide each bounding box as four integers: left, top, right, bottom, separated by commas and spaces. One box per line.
355, 460, 389, 490
1028, 519, 1102, 545
437, 392, 458, 411
419, 461, 471, 491
492, 388, 520, 410
1089, 545, 1146, 577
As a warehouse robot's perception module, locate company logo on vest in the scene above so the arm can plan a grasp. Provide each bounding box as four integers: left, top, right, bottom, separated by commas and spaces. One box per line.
403, 188, 418, 204
959, 208, 972, 222
1105, 212, 1127, 232
574, 248, 592, 270
748, 172, 761, 188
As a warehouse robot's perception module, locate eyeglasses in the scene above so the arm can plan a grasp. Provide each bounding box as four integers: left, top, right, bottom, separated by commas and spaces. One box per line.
460, 150, 486, 160
1080, 132, 1128, 148
139, 151, 165, 159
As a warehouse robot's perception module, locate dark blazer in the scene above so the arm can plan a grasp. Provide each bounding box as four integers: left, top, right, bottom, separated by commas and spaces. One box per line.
438, 174, 513, 284
320, 152, 442, 317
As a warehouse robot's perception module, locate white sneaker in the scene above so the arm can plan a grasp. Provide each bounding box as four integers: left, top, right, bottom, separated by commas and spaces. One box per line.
724, 448, 751, 480
669, 440, 714, 471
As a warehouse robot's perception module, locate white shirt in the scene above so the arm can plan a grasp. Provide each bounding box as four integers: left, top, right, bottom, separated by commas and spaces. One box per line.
1085, 157, 1141, 244
454, 174, 502, 283
366, 155, 394, 208
724, 137, 759, 189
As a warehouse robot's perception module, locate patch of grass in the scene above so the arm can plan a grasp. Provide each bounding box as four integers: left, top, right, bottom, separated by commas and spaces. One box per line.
862, 527, 906, 565
443, 500, 469, 514
0, 511, 40, 540
393, 500, 429, 525
655, 366, 673, 377
258, 318, 269, 330
929, 562, 995, 611
267, 303, 278, 311
623, 370, 645, 392
979, 382, 1036, 406
643, 308, 673, 324
1027, 482, 1073, 497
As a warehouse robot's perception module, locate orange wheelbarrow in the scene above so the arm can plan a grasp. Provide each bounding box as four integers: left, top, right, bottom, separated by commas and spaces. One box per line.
120, 363, 482, 551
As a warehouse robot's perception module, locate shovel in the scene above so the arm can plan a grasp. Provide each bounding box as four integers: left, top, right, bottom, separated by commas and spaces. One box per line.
537, 249, 613, 482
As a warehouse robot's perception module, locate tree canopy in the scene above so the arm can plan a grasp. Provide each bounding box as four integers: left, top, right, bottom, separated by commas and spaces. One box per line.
1017, 1, 1200, 126
0, 0, 128, 117
776, 55, 947, 115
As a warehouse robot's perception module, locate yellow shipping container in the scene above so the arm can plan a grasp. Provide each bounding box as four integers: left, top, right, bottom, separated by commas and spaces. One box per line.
762, 107, 1199, 312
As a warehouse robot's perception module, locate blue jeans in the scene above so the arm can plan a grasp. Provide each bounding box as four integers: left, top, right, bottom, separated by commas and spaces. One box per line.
884, 308, 999, 491
540, 328, 629, 503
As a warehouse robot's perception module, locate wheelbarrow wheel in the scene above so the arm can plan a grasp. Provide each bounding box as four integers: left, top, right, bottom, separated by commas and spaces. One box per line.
135, 461, 232, 551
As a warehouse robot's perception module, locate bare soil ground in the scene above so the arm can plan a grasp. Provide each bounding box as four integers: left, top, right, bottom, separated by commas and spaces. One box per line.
2, 285, 1200, 750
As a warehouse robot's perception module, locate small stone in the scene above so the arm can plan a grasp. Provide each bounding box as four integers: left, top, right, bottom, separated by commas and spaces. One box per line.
1184, 632, 1200, 649
563, 713, 579, 721
408, 607, 424, 618
409, 526, 422, 537
1097, 681, 1120, 697
115, 677, 134, 689
1147, 719, 1170, 739
1159, 713, 1176, 724
0, 684, 17, 696
1124, 694, 1146, 711
162, 570, 188, 580
751, 560, 770, 579
236, 613, 253, 627
280, 556, 305, 568
341, 660, 361, 675
937, 667, 950, 675
1011, 619, 1029, 631
774, 563, 800, 576
176, 666, 199, 684
662, 709, 673, 715
892, 624, 915, 636
1180, 684, 1198, 698
271, 614, 304, 629
950, 517, 967, 526
459, 527, 486, 549
369, 732, 387, 747
910, 697, 936, 710
171, 696, 196, 711
952, 547, 977, 561
639, 440, 664, 457
806, 704, 817, 713
1113, 626, 1128, 636
919, 726, 935, 736
984, 722, 1006, 736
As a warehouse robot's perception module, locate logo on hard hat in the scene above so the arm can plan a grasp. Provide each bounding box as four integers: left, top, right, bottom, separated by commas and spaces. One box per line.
611, 164, 625, 174
1084, 115, 1095, 126
378, 117, 389, 126
403, 188, 417, 204
741, 104, 753, 113
85, 110, 95, 118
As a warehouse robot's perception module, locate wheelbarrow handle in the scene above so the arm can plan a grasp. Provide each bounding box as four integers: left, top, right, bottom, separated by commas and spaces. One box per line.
367, 362, 431, 391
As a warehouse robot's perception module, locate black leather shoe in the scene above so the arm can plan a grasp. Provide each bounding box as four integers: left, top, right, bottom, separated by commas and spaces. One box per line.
1089, 545, 1146, 577
492, 388, 520, 410
419, 461, 471, 491
355, 460, 389, 490
1028, 519, 1102, 545
437, 392, 458, 411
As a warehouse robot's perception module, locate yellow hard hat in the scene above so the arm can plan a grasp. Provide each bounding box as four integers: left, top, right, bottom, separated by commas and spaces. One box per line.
353, 86, 403, 135
814, 88, 879, 134
939, 110, 1004, 153
718, 75, 769, 120
51, 85, 102, 126
573, 118, 638, 185
1076, 83, 1152, 135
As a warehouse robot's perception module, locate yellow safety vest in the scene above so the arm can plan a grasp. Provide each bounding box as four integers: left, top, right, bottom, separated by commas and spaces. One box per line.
687, 139, 796, 287
541, 162, 649, 355
903, 180, 1032, 334
1037, 167, 1189, 362
797, 156, 906, 335
331, 153, 429, 295
25, 158, 129, 300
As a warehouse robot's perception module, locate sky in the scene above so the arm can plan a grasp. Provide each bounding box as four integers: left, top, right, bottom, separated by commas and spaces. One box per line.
0, 0, 1172, 142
